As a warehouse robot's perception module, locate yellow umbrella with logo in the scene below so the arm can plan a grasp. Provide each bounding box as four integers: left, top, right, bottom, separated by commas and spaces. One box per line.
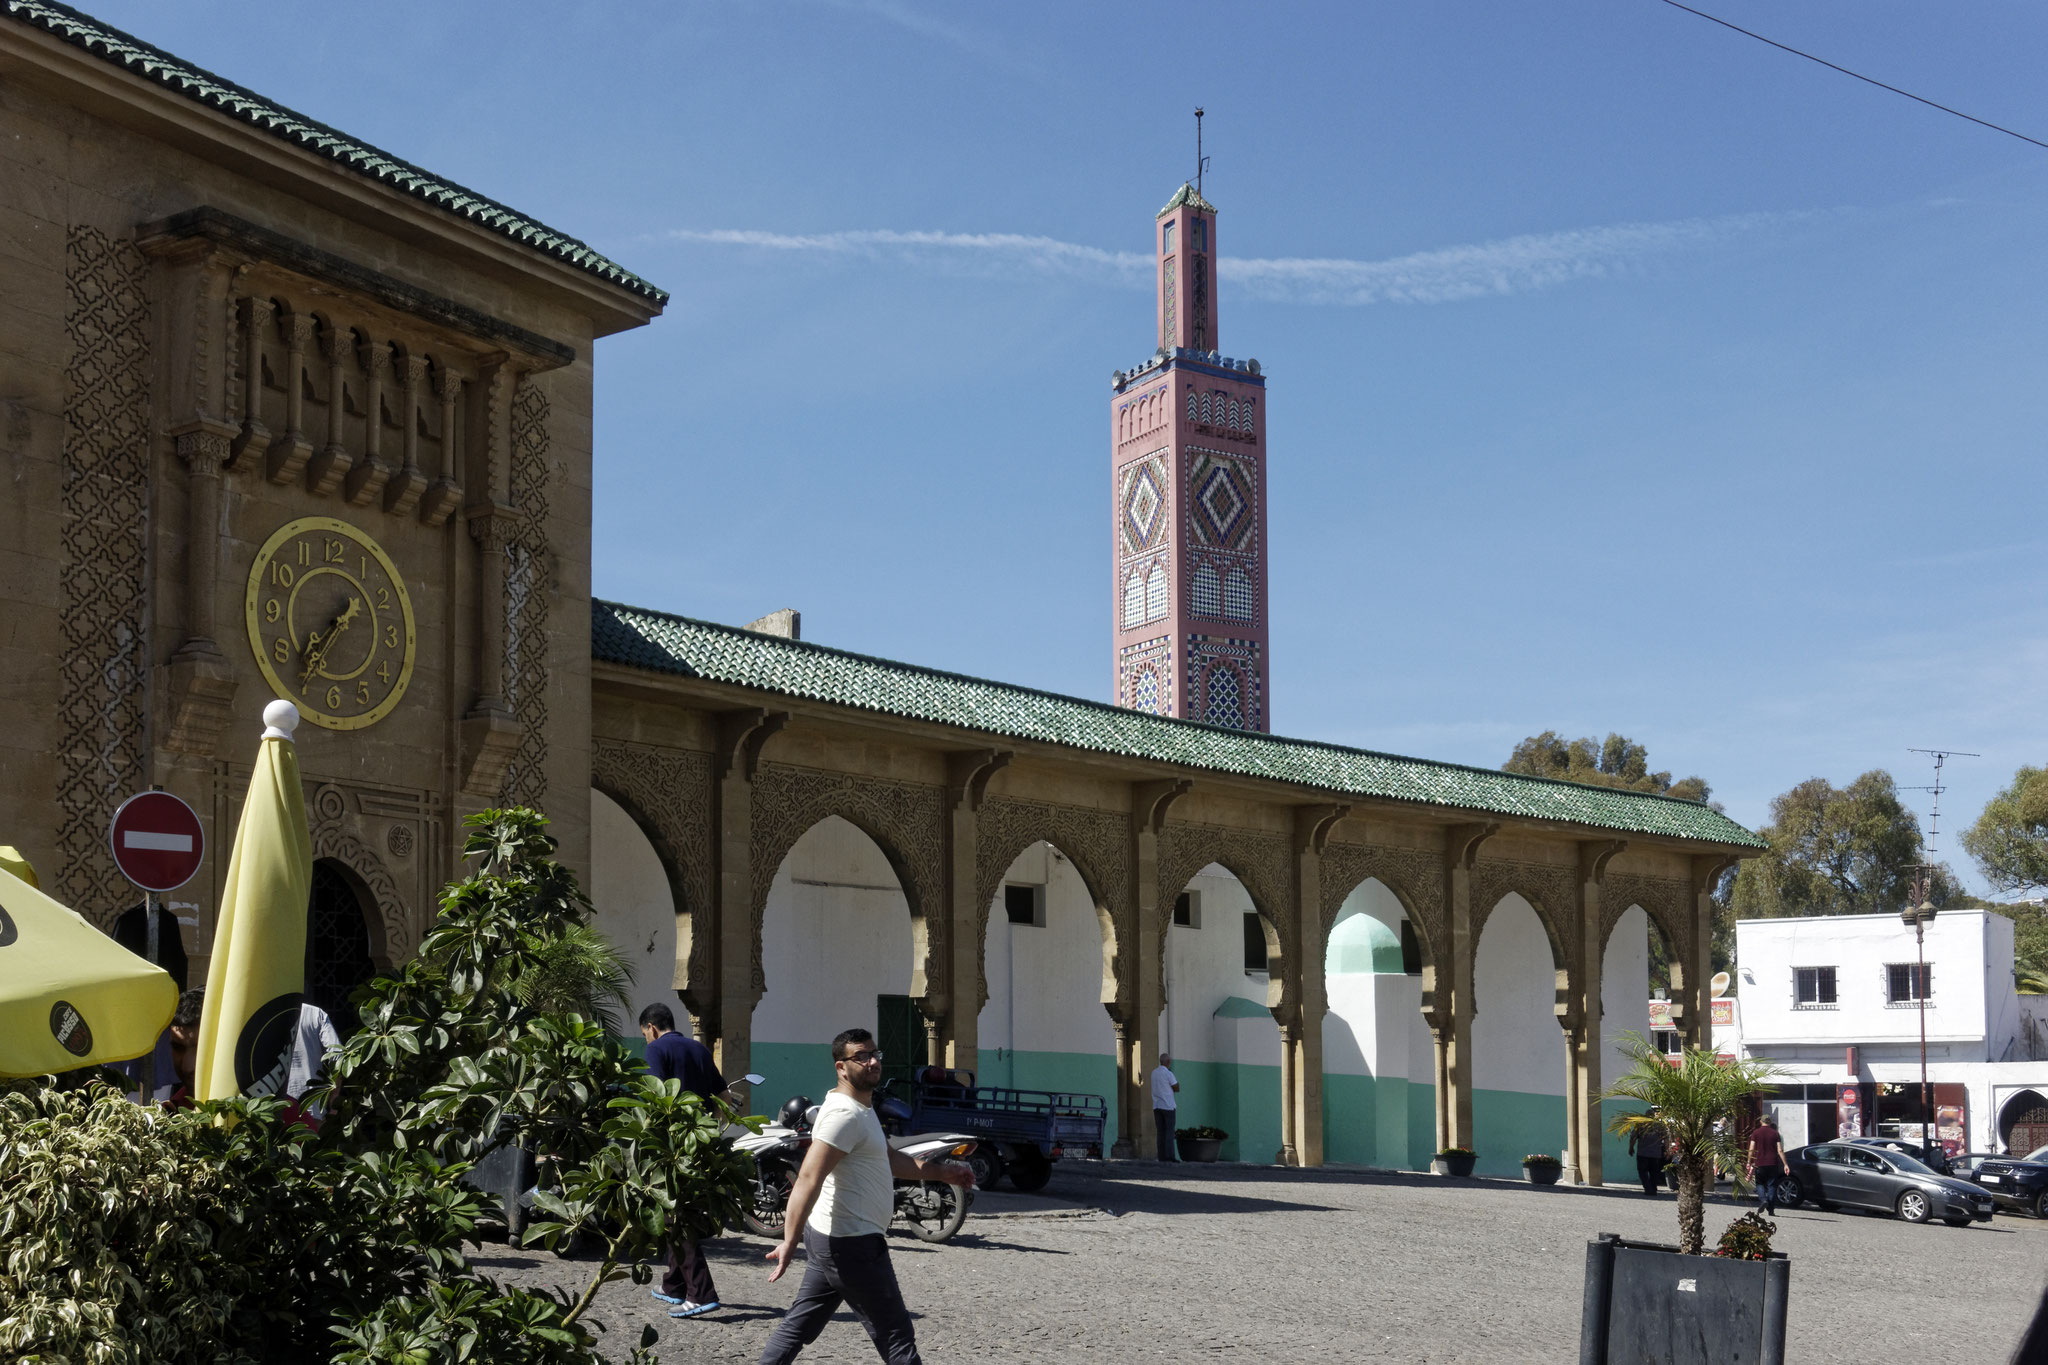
195, 700, 314, 1101
0, 847, 178, 1078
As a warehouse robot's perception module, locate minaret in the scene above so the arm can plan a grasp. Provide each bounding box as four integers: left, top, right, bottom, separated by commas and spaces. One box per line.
1110, 180, 1269, 730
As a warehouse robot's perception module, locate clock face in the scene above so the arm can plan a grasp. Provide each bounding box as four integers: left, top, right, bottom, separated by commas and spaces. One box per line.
245, 516, 416, 731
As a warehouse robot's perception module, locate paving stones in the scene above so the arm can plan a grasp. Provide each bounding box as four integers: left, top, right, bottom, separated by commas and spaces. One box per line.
482, 1162, 2047, 1362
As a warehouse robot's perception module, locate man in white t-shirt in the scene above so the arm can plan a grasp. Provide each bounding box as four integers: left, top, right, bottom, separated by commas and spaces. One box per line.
1151, 1053, 1180, 1162
758, 1027, 974, 1365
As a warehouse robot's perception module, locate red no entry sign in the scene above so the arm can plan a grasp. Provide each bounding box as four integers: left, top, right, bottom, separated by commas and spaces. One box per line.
108, 791, 204, 893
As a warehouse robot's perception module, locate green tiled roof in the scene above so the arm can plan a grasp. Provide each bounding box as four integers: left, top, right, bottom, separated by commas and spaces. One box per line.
593, 600, 1764, 849
6, 0, 667, 305
1158, 182, 1218, 218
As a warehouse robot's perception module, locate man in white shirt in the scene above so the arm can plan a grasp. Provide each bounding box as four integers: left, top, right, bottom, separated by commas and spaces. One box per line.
1152, 1053, 1180, 1162
758, 1027, 974, 1365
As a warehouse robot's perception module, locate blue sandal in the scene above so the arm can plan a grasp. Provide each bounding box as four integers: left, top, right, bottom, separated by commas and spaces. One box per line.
650, 1290, 684, 1305
669, 1300, 721, 1319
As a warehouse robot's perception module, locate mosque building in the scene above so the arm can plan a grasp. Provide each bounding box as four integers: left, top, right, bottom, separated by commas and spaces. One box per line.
0, 2, 1763, 1178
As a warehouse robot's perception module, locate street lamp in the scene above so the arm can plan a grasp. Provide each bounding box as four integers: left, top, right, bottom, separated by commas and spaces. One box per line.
1901, 892, 1938, 1155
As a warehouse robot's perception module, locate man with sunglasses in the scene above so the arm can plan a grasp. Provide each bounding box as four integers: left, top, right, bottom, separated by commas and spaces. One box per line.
758, 1027, 974, 1364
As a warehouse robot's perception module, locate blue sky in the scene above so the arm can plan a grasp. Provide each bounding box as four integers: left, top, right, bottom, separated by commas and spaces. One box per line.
91, 1, 2048, 889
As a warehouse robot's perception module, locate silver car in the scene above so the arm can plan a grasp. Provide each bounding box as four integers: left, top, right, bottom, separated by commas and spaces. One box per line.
1781, 1142, 1995, 1226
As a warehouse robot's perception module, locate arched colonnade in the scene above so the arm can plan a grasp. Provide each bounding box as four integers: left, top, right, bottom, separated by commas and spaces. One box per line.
588, 729, 1737, 1176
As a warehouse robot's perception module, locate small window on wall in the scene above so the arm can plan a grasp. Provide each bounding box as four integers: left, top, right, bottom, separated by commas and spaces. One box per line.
1886, 963, 1932, 1004
1243, 911, 1268, 973
1794, 966, 1838, 1008
1193, 218, 1207, 253
1005, 884, 1044, 928
1162, 221, 1176, 255
1399, 920, 1423, 976
1173, 891, 1199, 928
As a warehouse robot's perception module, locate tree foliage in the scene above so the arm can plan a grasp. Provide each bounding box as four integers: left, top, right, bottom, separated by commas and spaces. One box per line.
1601, 1033, 1783, 1256
1728, 770, 1961, 919
0, 808, 754, 1364
1504, 730, 1712, 804
1962, 765, 2048, 897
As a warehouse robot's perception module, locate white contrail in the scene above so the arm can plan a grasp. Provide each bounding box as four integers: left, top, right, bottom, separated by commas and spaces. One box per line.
660, 211, 1801, 305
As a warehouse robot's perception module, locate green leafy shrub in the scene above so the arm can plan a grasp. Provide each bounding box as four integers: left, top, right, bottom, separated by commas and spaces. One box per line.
1174, 1125, 1228, 1140
1522, 1153, 1562, 1167
1437, 1146, 1476, 1158
0, 808, 751, 1364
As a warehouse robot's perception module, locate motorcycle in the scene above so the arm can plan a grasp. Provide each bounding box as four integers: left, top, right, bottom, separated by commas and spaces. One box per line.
735, 1085, 980, 1243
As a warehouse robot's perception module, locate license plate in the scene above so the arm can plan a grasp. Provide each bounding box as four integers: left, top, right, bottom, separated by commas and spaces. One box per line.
1979, 1174, 2000, 1184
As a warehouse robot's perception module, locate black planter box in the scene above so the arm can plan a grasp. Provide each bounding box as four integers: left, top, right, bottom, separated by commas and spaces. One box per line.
1579, 1233, 1789, 1365
462, 1143, 538, 1241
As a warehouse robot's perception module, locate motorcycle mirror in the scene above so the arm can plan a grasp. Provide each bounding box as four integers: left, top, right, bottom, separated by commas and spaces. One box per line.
742, 1073, 766, 1086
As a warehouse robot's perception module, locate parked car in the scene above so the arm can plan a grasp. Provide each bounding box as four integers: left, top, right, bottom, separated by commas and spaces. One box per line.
1958, 1144, 2048, 1219
1779, 1142, 1995, 1226
1846, 1135, 1951, 1175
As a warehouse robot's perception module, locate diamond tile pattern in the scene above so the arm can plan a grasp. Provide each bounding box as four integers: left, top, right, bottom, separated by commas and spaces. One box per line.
594, 600, 1765, 847
6, 0, 666, 304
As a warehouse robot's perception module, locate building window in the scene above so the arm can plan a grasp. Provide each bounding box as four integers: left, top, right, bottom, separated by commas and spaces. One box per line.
1886, 963, 1932, 1004
1173, 891, 1199, 928
1191, 563, 1221, 617
1193, 218, 1207, 253
1222, 567, 1254, 623
1794, 965, 1838, 1008
1122, 572, 1145, 629
1242, 911, 1267, 972
1145, 564, 1168, 622
1162, 221, 1176, 255
1399, 920, 1423, 976
1004, 883, 1044, 927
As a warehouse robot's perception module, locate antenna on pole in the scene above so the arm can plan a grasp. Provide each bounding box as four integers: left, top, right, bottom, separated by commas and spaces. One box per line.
1194, 107, 1208, 197
1905, 747, 1979, 863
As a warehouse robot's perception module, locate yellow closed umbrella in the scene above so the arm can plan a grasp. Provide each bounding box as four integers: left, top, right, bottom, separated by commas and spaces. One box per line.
195, 700, 314, 1101
0, 848, 178, 1078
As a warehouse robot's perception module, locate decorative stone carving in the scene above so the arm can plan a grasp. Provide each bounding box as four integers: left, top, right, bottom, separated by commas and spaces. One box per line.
750, 763, 946, 999
1158, 820, 1296, 1014
386, 823, 415, 859
310, 818, 412, 966
591, 737, 715, 1007
1470, 857, 1578, 968
501, 378, 552, 807
56, 225, 153, 928
1602, 870, 1695, 967
973, 795, 1132, 1012
1318, 840, 1446, 964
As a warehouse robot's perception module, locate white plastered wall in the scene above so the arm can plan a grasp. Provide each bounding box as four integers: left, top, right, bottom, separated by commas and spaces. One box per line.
1161, 864, 1268, 1064
977, 842, 1116, 1073
755, 816, 913, 1046
1602, 906, 1652, 1084
1471, 894, 1567, 1096
589, 788, 686, 1029
1323, 880, 1419, 1085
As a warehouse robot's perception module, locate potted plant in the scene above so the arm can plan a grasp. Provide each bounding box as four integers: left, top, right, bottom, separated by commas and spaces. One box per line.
1522, 1153, 1562, 1186
1174, 1125, 1227, 1162
1432, 1146, 1476, 1178
1580, 1034, 1789, 1365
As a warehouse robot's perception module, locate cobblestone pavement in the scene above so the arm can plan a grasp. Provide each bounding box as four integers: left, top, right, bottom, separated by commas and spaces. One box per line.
482, 1160, 2047, 1362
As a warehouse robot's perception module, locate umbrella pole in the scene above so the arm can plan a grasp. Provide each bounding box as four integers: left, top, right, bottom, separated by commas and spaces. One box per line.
139, 891, 158, 1102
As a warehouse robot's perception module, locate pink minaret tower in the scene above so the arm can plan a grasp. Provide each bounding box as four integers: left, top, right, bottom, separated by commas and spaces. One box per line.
1111, 171, 1270, 730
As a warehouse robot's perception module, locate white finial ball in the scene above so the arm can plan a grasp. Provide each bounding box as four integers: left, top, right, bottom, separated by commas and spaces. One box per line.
261, 698, 300, 740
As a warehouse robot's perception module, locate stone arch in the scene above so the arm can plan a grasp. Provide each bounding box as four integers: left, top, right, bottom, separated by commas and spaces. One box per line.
306, 856, 379, 1034
1601, 872, 1696, 997
309, 822, 409, 967
1469, 858, 1575, 979
1159, 823, 1293, 1018
589, 737, 714, 1020
750, 764, 945, 1004
589, 789, 691, 1021
974, 796, 1129, 1015
1319, 841, 1445, 972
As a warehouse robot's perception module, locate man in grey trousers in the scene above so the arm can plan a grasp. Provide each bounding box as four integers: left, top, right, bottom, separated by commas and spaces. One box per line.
757, 1027, 974, 1365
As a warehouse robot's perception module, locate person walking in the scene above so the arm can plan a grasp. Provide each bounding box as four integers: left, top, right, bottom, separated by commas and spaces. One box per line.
1629, 1112, 1668, 1197
757, 1027, 974, 1365
641, 1003, 729, 1320
1745, 1113, 1788, 1215
1151, 1053, 1180, 1163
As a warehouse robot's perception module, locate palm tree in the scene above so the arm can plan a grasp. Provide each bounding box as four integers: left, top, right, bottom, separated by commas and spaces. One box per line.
1601, 1031, 1784, 1255
509, 923, 634, 1033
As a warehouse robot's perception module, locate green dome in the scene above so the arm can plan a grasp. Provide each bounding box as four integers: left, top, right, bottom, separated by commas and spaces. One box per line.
1327, 914, 1404, 975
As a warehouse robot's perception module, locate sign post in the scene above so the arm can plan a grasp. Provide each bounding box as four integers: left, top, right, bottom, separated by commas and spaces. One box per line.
109, 790, 203, 1098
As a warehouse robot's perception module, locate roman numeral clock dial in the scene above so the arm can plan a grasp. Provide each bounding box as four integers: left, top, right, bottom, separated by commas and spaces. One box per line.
244, 516, 416, 730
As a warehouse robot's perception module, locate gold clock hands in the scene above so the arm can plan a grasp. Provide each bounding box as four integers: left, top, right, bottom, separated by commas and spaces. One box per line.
298, 597, 363, 685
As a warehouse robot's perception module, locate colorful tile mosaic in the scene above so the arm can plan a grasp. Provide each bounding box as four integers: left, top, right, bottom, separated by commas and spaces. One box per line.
1188, 450, 1255, 552
1119, 452, 1167, 555
1188, 632, 1264, 731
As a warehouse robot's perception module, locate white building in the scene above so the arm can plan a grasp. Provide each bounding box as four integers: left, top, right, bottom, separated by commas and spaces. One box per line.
1730, 910, 2048, 1156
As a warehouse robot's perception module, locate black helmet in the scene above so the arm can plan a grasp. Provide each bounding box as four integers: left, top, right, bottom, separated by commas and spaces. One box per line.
779, 1095, 812, 1130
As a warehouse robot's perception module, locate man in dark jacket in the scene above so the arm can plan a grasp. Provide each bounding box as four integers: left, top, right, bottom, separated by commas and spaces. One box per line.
641, 1003, 728, 1320
1629, 1113, 1669, 1197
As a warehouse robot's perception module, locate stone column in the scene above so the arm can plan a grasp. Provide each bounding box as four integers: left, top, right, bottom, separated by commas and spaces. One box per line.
1290, 806, 1347, 1168
385, 350, 429, 514
268, 307, 315, 486
941, 751, 1010, 1074
1571, 841, 1624, 1186
420, 364, 464, 527
1431, 1024, 1451, 1154
710, 709, 785, 1080
1686, 857, 1735, 1053
306, 318, 355, 496
1122, 780, 1188, 1159
1444, 824, 1496, 1150
1276, 1022, 1299, 1165
228, 293, 274, 471
345, 335, 393, 506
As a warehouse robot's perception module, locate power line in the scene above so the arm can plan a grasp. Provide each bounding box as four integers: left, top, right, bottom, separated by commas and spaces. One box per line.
1656, 0, 2048, 154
